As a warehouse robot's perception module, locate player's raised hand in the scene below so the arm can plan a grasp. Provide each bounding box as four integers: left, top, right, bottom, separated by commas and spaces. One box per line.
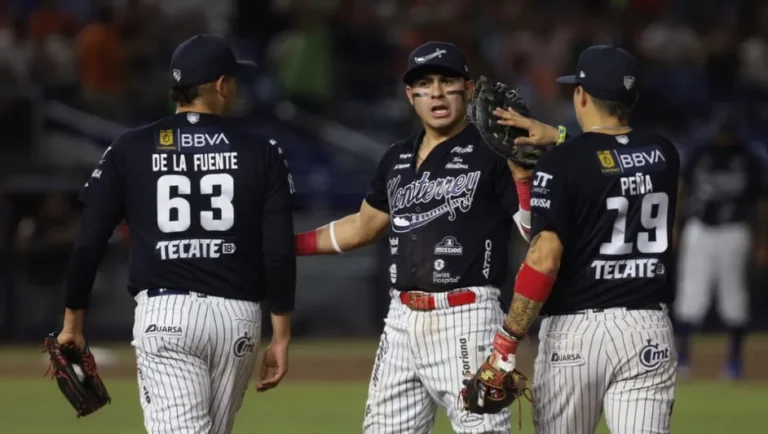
256, 341, 289, 392
493, 107, 560, 146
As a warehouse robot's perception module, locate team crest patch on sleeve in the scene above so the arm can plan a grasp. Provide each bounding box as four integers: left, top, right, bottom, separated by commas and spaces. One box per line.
156, 129, 176, 151
596, 146, 667, 175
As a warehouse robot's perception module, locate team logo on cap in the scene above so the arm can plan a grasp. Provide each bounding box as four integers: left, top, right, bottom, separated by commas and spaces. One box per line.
414, 48, 447, 64
172, 69, 182, 83
623, 75, 635, 90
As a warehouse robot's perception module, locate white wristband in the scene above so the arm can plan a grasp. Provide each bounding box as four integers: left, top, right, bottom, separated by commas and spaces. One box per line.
329, 220, 343, 253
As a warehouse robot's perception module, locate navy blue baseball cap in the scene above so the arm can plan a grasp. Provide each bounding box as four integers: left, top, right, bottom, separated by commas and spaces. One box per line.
402, 41, 470, 84
170, 34, 258, 87
556, 45, 639, 103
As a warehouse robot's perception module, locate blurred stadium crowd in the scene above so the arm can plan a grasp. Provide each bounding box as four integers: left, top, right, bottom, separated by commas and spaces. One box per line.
0, 0, 767, 340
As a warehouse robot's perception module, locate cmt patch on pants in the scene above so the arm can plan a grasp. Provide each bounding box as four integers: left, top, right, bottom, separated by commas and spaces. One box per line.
371, 330, 389, 389
233, 332, 255, 358
638, 339, 671, 370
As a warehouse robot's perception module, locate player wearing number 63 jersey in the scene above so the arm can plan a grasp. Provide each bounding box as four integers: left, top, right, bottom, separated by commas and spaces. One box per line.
468, 45, 681, 434
55, 34, 297, 434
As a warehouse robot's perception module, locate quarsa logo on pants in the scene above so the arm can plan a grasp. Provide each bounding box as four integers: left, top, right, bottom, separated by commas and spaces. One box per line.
639, 339, 671, 370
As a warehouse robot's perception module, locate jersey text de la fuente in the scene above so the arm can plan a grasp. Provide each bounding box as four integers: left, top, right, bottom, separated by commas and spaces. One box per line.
64, 112, 296, 312
529, 132, 680, 315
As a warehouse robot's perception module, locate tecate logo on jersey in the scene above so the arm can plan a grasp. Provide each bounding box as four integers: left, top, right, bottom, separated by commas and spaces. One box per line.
451, 145, 474, 154
590, 258, 664, 280
639, 339, 671, 370
155, 239, 236, 260
482, 240, 492, 279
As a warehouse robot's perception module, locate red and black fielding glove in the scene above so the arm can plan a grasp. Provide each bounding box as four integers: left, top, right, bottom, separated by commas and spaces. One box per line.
460, 328, 530, 415
42, 332, 111, 417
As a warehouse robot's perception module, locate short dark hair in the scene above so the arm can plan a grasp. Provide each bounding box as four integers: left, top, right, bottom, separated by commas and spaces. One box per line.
170, 85, 200, 106
590, 95, 635, 119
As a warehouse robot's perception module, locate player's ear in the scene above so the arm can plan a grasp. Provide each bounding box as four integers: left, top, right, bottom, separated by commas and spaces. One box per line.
405, 86, 415, 106
214, 76, 227, 96
464, 79, 474, 99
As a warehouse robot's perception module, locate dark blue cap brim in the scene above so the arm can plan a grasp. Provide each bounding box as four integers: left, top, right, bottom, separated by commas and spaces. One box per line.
556, 75, 578, 84
236, 60, 259, 83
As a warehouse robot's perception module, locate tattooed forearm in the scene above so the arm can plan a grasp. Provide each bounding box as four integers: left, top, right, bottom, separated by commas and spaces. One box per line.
503, 293, 544, 337
528, 233, 542, 253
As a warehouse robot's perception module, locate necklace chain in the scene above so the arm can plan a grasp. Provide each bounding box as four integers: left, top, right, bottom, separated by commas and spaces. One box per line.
586, 125, 632, 132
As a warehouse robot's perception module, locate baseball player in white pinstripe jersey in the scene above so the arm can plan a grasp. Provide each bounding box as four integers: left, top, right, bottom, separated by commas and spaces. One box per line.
295, 42, 534, 433
465, 45, 680, 433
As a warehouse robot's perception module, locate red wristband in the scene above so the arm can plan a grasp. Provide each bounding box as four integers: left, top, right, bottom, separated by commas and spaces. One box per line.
294, 230, 318, 256
493, 332, 519, 356
515, 179, 531, 211
514, 262, 556, 302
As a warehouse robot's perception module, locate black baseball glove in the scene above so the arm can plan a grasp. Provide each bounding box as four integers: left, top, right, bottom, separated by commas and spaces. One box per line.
468, 75, 551, 168
42, 332, 111, 417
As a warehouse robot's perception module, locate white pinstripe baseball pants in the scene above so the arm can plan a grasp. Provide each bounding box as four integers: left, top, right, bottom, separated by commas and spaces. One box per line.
533, 306, 677, 434
362, 286, 511, 434
131, 290, 262, 434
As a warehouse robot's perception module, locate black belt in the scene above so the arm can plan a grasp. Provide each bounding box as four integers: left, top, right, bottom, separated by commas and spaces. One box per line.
543, 302, 663, 317
146, 289, 202, 298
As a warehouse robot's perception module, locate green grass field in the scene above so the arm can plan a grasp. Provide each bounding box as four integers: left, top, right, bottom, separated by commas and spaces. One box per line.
3, 378, 767, 433
2, 336, 767, 433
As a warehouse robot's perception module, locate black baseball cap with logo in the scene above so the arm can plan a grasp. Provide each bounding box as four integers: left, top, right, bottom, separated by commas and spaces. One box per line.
170, 34, 258, 87
556, 45, 639, 104
402, 41, 470, 84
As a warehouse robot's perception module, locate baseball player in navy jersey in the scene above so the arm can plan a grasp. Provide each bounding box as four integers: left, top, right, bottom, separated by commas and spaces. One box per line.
467, 45, 680, 433
674, 118, 768, 379
54, 35, 297, 434
294, 41, 535, 433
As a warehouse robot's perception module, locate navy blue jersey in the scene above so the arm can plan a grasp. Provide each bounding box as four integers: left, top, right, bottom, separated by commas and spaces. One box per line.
365, 124, 518, 292
530, 132, 680, 315
65, 112, 296, 312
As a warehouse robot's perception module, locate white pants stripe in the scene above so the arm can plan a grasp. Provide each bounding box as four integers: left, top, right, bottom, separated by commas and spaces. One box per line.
363, 286, 511, 434
533, 307, 677, 434
676, 219, 750, 326
132, 290, 262, 434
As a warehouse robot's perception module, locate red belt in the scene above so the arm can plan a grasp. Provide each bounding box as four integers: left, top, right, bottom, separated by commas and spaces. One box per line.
399, 289, 477, 311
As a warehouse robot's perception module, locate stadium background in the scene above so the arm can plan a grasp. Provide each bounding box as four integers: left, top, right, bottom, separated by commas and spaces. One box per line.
0, 0, 766, 432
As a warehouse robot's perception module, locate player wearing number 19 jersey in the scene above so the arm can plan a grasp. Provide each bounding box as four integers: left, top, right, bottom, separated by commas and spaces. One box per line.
56, 34, 296, 434
480, 46, 681, 434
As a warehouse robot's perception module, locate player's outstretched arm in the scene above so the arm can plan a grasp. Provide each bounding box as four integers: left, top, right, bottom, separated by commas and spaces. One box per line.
294, 199, 389, 255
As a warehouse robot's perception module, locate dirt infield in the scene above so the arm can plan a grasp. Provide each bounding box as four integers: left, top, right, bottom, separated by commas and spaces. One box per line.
6, 336, 768, 382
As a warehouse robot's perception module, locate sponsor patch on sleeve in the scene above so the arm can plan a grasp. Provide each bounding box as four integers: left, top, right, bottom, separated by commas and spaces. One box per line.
596, 145, 667, 175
